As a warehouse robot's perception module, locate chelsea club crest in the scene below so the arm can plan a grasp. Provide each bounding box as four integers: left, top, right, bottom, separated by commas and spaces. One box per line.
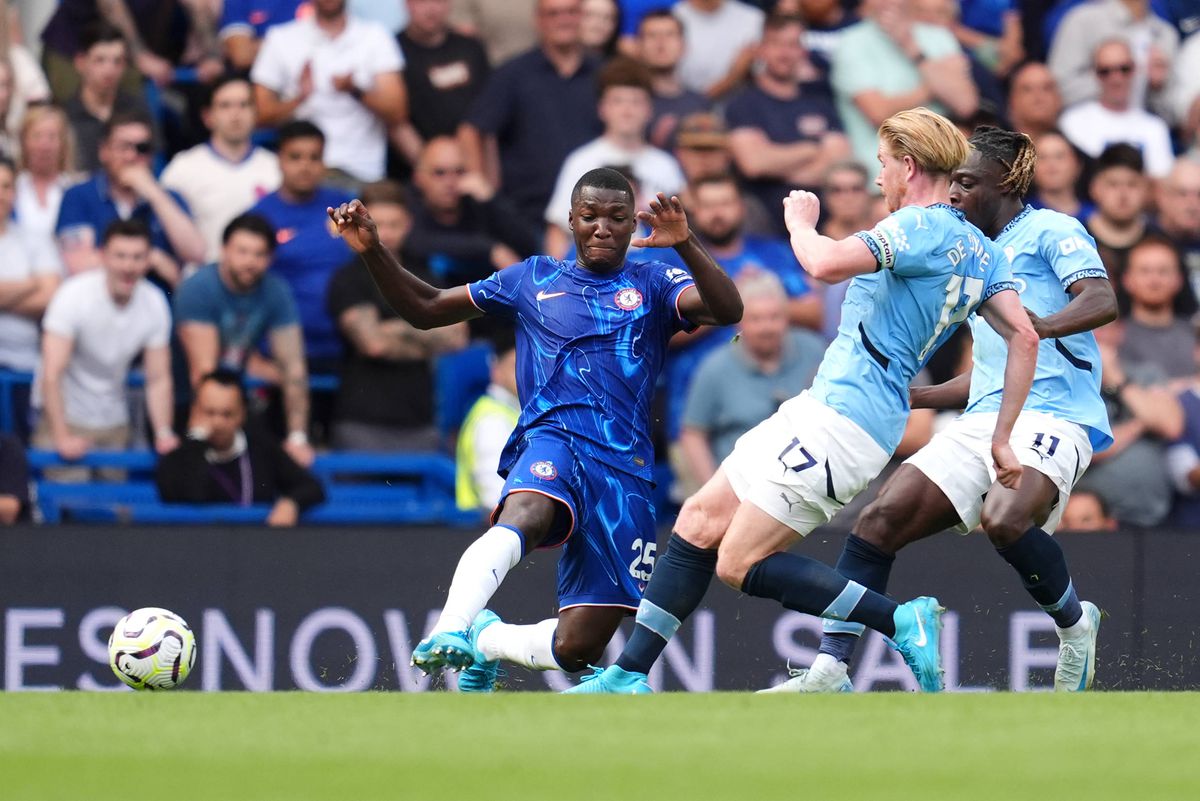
614, 288, 643, 311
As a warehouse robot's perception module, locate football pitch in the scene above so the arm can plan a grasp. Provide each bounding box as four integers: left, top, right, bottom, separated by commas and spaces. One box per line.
2, 692, 1197, 801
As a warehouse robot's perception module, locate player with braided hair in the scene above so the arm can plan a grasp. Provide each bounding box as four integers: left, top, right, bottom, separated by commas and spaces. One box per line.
763, 124, 1119, 694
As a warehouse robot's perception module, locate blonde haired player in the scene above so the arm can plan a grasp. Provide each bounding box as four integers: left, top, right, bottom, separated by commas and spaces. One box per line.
570, 108, 1040, 694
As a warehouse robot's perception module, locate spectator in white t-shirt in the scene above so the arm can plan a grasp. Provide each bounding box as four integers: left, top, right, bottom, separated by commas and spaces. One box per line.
1059, 38, 1175, 179
251, 0, 408, 184
544, 57, 685, 257
0, 156, 63, 379
14, 104, 77, 242
33, 220, 177, 473
672, 0, 765, 98
161, 75, 282, 263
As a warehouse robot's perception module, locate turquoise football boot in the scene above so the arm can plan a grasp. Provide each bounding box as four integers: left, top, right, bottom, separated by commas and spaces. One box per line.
562, 665, 652, 694
458, 610, 502, 693
1055, 600, 1101, 692
411, 630, 474, 675
890, 596, 945, 692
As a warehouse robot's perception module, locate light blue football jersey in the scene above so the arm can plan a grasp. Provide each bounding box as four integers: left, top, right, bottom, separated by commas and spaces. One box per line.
965, 205, 1114, 451
809, 203, 1015, 453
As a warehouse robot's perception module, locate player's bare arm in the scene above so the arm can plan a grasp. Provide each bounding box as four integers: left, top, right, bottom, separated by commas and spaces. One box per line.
978, 288, 1040, 488
783, 190, 878, 283
328, 200, 481, 330
636, 193, 743, 327
1025, 278, 1118, 339
910, 372, 973, 410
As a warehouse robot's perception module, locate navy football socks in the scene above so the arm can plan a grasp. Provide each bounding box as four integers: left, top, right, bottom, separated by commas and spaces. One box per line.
996, 526, 1082, 628
819, 534, 896, 664
616, 533, 717, 675
741, 551, 898, 637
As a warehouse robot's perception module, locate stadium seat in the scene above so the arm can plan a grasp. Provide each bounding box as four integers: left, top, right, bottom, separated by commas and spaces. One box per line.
434, 343, 493, 445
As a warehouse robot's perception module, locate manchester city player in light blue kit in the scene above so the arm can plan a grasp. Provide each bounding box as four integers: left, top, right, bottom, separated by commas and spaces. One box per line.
570, 109, 1040, 694
764, 126, 1117, 695
329, 168, 744, 689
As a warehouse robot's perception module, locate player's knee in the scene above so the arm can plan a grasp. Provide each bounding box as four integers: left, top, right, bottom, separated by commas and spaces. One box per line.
714, 547, 752, 591
855, 499, 904, 554
980, 507, 1030, 547
552, 630, 606, 673
676, 495, 725, 550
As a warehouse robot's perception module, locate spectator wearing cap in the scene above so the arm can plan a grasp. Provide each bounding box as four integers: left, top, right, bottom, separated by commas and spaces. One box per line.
460, 0, 602, 237
725, 14, 849, 237
635, 10, 710, 150
543, 57, 685, 258
156, 369, 325, 527
161, 75, 282, 264
672, 112, 776, 237
831, 0, 978, 184
1059, 39, 1175, 179
55, 111, 205, 292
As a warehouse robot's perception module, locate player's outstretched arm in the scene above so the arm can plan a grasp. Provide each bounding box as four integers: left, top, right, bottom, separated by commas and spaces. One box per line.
328, 200, 481, 330
783, 190, 878, 284
978, 288, 1040, 489
910, 372, 972, 410
635, 193, 743, 327
1025, 278, 1118, 339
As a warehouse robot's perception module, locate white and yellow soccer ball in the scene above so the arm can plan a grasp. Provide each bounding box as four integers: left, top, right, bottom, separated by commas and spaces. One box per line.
108, 607, 197, 690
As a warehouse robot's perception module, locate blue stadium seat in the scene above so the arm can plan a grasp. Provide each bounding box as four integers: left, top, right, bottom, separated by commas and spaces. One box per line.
434, 343, 493, 444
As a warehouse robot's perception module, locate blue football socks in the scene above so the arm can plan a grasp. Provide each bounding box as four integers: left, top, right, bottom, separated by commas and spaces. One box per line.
996, 526, 1082, 628
819, 534, 896, 664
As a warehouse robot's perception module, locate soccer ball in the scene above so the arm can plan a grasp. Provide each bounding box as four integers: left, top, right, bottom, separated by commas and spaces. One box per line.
108, 607, 197, 690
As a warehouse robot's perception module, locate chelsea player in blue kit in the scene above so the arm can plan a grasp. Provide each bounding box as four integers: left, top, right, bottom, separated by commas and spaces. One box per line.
765, 127, 1118, 695
328, 168, 743, 688
571, 109, 1040, 694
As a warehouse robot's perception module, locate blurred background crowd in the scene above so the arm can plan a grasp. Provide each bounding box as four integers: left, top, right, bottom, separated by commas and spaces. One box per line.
1, 0, 1199, 531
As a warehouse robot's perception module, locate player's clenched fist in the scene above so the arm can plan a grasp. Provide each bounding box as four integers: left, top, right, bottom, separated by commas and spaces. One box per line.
327, 199, 379, 254
991, 441, 1023, 490
783, 190, 821, 234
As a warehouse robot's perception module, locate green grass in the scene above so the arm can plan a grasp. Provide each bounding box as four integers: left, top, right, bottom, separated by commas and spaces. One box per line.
2, 693, 1197, 801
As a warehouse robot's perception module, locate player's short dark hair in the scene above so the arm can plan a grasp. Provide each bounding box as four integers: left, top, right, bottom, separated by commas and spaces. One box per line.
277, 119, 325, 149
598, 57, 653, 97
222, 212, 277, 252
360, 179, 408, 209
1094, 142, 1144, 175
101, 218, 152, 246
78, 21, 127, 55
203, 74, 252, 109
637, 9, 682, 34
570, 167, 635, 207
198, 368, 249, 408
969, 125, 1037, 198
102, 109, 154, 141
763, 12, 805, 34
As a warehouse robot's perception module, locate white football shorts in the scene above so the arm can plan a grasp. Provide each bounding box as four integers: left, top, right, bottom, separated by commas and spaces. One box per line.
904, 410, 1093, 534
721, 391, 891, 536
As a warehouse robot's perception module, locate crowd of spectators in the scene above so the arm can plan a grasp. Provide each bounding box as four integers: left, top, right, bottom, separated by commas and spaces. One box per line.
2, 0, 1200, 531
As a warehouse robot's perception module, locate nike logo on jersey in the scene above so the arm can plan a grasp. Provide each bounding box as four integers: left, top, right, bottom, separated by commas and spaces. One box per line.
536, 290, 567, 301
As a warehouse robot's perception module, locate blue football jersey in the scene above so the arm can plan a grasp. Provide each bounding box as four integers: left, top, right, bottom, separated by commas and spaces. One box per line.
966, 206, 1114, 451
809, 203, 1015, 453
468, 256, 696, 481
